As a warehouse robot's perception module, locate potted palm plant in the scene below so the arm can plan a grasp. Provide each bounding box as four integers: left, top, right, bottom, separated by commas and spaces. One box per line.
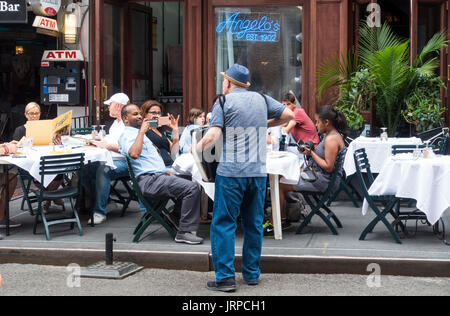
317, 22, 448, 137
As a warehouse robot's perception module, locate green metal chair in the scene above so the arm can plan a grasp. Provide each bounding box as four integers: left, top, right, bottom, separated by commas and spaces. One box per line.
17, 169, 38, 215
125, 156, 178, 243
391, 144, 428, 155
32, 153, 85, 241
71, 127, 94, 136
353, 148, 403, 244
296, 149, 347, 236
109, 176, 137, 217
438, 132, 449, 155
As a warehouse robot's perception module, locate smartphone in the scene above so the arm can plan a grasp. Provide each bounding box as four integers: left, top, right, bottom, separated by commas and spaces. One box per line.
148, 119, 159, 128
158, 116, 170, 127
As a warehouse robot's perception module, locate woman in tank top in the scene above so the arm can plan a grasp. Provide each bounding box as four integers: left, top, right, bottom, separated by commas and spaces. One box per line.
264, 105, 348, 236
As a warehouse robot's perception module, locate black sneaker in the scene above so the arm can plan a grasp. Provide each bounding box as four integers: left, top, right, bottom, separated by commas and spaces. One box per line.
206, 278, 236, 292
244, 279, 259, 286
263, 220, 291, 237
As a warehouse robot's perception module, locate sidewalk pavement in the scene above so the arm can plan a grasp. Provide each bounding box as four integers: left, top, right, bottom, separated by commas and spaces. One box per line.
1, 196, 449, 277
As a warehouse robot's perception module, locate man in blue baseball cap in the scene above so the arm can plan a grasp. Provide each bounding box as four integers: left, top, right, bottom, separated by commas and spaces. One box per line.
196, 64, 294, 292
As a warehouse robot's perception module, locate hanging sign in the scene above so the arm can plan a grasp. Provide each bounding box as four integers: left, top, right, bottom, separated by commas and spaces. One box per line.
0, 0, 27, 24
216, 12, 281, 42
42, 50, 84, 62
33, 16, 58, 32
30, 0, 61, 17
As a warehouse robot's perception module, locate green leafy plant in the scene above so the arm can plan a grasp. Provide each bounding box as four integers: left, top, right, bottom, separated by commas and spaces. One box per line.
402, 76, 447, 132
317, 22, 448, 136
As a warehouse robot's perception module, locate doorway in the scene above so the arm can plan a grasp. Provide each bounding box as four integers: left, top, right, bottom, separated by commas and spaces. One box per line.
0, 11, 57, 142
94, 0, 184, 125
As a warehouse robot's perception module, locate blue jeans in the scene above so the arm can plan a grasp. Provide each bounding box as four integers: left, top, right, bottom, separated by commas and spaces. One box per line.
210, 175, 267, 283
93, 160, 132, 215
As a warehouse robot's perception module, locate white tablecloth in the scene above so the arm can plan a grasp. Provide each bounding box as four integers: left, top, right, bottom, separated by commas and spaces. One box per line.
362, 156, 450, 225
344, 136, 422, 176
0, 146, 115, 187
173, 152, 301, 200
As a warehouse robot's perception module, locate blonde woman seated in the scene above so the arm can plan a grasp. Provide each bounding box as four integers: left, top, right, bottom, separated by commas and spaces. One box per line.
0, 141, 19, 234
12, 102, 64, 212
264, 105, 347, 237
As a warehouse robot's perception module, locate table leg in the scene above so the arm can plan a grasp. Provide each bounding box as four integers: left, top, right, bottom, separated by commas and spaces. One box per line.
269, 174, 282, 240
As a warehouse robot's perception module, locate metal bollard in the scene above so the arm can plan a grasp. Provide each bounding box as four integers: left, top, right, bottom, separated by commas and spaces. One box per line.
105, 233, 116, 266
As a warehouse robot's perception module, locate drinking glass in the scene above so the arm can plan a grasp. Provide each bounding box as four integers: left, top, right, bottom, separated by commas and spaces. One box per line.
92, 125, 98, 139
100, 125, 107, 138
413, 145, 421, 160
380, 128, 388, 142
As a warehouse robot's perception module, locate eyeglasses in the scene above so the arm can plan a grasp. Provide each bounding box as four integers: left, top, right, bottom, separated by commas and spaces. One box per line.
148, 111, 162, 116
27, 112, 40, 117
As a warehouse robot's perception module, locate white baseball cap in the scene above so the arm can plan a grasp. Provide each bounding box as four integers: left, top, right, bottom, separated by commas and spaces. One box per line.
104, 93, 130, 106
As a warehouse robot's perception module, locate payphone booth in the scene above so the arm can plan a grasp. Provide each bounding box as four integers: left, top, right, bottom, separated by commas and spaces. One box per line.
40, 50, 85, 106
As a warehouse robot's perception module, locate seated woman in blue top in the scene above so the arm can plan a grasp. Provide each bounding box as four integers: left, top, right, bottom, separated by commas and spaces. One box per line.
179, 108, 205, 154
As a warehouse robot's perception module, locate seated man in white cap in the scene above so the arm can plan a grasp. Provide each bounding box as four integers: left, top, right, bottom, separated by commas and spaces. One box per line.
87, 93, 131, 225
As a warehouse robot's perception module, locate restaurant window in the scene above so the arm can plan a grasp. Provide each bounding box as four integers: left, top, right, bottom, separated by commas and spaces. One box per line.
418, 3, 441, 54
215, 6, 303, 102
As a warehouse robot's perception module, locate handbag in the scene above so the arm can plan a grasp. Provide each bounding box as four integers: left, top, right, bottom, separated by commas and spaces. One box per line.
299, 157, 318, 183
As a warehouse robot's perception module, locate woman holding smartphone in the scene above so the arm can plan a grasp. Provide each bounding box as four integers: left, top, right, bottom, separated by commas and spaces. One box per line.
140, 100, 180, 167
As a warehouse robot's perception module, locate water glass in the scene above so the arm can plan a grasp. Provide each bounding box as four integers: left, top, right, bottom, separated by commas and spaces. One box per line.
380, 128, 388, 142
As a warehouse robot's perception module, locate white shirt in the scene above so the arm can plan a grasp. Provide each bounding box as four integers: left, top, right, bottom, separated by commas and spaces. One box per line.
104, 119, 126, 160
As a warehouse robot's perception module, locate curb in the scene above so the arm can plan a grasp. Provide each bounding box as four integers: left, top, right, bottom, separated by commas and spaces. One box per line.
1, 247, 449, 278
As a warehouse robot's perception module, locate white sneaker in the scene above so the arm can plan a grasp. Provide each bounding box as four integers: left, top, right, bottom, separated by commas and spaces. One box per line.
88, 213, 106, 225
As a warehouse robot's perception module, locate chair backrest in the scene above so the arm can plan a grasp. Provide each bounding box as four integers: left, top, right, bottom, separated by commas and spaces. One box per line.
391, 144, 427, 155
438, 133, 449, 155
125, 156, 152, 210
71, 127, 94, 136
322, 148, 347, 199
39, 153, 85, 193
353, 148, 375, 191
191, 126, 221, 183
72, 116, 91, 129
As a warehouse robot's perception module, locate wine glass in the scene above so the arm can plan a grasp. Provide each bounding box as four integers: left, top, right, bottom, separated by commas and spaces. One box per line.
380, 128, 388, 142
100, 125, 107, 138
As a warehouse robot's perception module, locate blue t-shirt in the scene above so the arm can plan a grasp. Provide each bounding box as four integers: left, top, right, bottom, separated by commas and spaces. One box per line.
118, 126, 167, 177
179, 124, 200, 154
210, 89, 286, 178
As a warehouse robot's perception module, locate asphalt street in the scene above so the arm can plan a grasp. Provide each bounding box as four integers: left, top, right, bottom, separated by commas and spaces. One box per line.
0, 264, 448, 297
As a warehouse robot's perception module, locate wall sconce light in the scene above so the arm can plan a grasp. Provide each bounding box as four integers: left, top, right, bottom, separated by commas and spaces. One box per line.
15, 46, 24, 55
64, 11, 78, 44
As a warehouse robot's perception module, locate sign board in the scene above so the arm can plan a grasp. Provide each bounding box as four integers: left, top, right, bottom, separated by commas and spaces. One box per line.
30, 0, 61, 17
0, 0, 27, 24
42, 50, 84, 61
33, 16, 58, 32
26, 110, 72, 146
216, 12, 281, 42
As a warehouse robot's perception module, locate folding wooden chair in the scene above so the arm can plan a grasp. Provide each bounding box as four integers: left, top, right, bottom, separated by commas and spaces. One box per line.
295, 149, 347, 236
125, 157, 178, 243
32, 153, 85, 241
353, 148, 403, 244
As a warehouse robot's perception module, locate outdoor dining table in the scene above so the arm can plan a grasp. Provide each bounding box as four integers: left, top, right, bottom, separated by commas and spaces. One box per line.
0, 145, 115, 236
173, 151, 302, 240
344, 136, 423, 176
362, 154, 450, 226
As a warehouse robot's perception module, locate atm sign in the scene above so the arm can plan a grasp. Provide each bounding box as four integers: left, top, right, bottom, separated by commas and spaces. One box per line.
32, 16, 58, 32
42, 50, 84, 61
